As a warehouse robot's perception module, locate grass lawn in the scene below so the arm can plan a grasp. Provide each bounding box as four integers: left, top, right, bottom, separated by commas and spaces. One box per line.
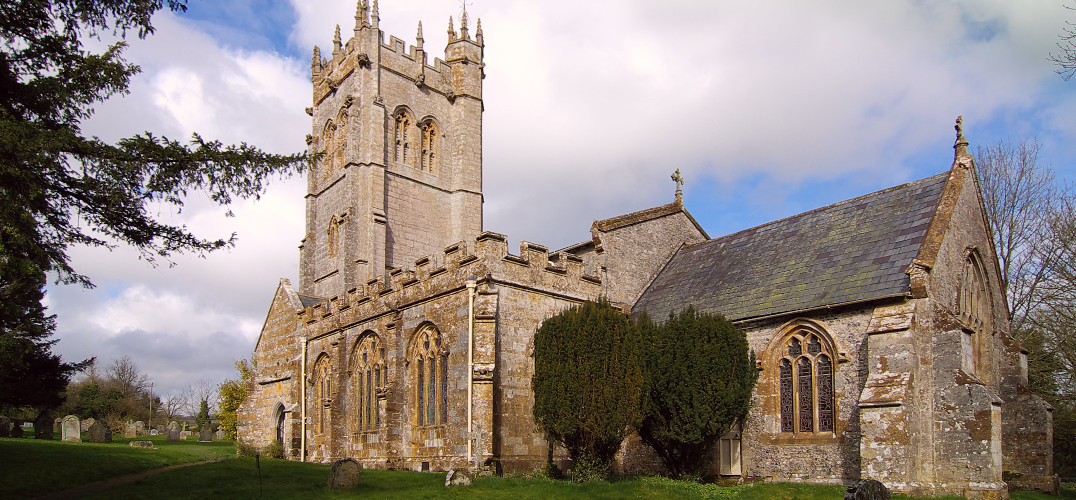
80, 456, 1076, 500
0, 435, 234, 498
3, 436, 1073, 499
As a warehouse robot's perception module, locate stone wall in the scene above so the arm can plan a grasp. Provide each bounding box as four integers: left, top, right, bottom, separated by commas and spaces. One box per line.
738, 307, 872, 484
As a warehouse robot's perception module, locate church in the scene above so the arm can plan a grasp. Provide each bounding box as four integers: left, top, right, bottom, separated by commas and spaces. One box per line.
236, 3, 1055, 497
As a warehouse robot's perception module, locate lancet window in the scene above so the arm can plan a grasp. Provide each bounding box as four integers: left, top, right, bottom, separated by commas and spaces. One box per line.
394, 110, 414, 166
353, 333, 385, 432
321, 120, 337, 180
959, 251, 990, 332
313, 356, 332, 434
777, 330, 835, 434
411, 325, 449, 427
419, 120, 439, 172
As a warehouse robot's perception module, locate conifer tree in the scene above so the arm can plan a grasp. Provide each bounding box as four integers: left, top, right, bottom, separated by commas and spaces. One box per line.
532, 299, 645, 479
0, 0, 305, 410
638, 307, 757, 478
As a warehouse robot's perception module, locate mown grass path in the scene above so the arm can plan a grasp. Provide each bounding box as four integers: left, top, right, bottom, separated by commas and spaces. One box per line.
0, 436, 233, 498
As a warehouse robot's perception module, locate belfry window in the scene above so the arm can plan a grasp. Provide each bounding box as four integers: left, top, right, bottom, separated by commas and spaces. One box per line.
394, 111, 412, 165
353, 334, 384, 432
778, 331, 835, 434
412, 326, 448, 427
419, 120, 439, 172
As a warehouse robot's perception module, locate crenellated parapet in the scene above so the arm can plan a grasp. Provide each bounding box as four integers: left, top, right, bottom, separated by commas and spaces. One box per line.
298, 232, 602, 337
310, 0, 483, 107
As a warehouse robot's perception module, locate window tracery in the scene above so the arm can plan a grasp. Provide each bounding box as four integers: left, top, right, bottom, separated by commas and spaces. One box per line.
353, 333, 384, 432
394, 110, 413, 166
777, 329, 835, 434
959, 251, 990, 332
321, 120, 337, 180
312, 356, 332, 434
411, 325, 448, 427
419, 120, 439, 172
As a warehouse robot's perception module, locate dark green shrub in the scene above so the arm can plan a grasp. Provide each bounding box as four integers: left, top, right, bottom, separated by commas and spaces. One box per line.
262, 439, 284, 459
638, 306, 757, 477
532, 299, 645, 479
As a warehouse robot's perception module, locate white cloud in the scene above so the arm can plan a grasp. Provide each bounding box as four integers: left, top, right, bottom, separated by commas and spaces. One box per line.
45, 0, 1076, 397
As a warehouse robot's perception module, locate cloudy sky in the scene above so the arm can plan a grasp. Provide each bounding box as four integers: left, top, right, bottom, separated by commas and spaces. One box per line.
44, 0, 1076, 398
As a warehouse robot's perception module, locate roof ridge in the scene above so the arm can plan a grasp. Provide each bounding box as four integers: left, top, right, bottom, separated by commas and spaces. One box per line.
699, 171, 949, 246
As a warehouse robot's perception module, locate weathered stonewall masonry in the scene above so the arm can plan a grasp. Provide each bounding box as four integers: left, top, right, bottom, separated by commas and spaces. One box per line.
237, 3, 1055, 497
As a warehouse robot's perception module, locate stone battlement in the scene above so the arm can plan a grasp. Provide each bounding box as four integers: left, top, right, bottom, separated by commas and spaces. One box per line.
298, 232, 602, 336
310, 2, 482, 106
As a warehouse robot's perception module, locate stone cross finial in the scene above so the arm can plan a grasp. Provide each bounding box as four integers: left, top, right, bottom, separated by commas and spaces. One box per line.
671, 169, 684, 204
954, 115, 969, 158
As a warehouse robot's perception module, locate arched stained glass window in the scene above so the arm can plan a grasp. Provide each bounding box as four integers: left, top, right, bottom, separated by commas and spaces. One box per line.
412, 326, 448, 427
353, 334, 384, 432
776, 327, 837, 435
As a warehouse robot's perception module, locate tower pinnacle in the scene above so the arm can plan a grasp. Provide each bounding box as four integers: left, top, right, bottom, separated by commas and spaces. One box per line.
448, 15, 457, 41
671, 169, 684, 205
417, 20, 424, 48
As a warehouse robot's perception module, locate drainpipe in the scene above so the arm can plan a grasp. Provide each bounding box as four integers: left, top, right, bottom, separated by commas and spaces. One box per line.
300, 335, 308, 462
465, 277, 477, 467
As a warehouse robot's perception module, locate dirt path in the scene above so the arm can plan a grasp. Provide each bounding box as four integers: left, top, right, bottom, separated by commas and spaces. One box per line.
31, 460, 218, 500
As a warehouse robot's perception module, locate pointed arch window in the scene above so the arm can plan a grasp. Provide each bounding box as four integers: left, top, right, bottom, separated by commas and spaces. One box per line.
959, 251, 990, 332
777, 330, 835, 434
353, 333, 385, 432
411, 325, 448, 427
312, 356, 333, 434
419, 120, 439, 172
321, 120, 337, 180
394, 110, 414, 166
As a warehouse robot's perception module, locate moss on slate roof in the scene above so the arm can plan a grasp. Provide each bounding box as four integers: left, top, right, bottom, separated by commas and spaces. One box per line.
632, 172, 949, 322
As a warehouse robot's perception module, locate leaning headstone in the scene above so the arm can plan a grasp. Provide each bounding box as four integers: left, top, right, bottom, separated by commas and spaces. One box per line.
327, 458, 362, 488
129, 440, 155, 448
198, 427, 213, 442
81, 417, 95, 433
445, 469, 474, 487
61, 415, 81, 442
166, 421, 181, 441
0, 416, 10, 438
845, 479, 891, 500
11, 421, 24, 438
34, 412, 53, 440
123, 420, 137, 438
88, 420, 112, 443
180, 430, 192, 440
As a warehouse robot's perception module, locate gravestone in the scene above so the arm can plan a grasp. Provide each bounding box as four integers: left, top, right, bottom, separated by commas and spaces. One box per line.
845, 479, 891, 500
445, 469, 474, 487
150, 429, 158, 436
34, 412, 53, 440
11, 421, 24, 438
53, 418, 62, 433
129, 440, 155, 448
81, 417, 95, 433
0, 416, 10, 438
134, 421, 145, 435
180, 430, 192, 440
123, 420, 137, 438
61, 415, 81, 442
88, 420, 112, 443
214, 429, 225, 440
166, 421, 181, 441
198, 427, 213, 442
327, 458, 362, 488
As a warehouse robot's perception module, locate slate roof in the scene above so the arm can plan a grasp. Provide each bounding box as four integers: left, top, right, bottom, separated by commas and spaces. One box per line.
632, 172, 950, 322
298, 294, 327, 309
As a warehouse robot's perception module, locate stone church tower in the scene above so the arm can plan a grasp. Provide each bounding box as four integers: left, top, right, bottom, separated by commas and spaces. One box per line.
300, 1, 484, 298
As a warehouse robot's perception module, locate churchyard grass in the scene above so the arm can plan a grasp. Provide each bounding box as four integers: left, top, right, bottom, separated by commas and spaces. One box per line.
0, 435, 234, 498
3, 435, 1072, 499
